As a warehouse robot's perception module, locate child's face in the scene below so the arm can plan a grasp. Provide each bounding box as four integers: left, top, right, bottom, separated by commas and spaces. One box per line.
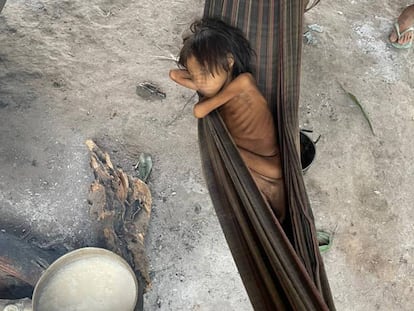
185, 55, 231, 98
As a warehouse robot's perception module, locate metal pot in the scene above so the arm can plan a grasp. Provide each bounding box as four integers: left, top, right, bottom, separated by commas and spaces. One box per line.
1, 247, 138, 311
32, 247, 138, 311
300, 130, 318, 173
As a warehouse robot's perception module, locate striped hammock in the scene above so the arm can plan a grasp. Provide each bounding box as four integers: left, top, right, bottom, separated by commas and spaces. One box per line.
199, 1, 336, 310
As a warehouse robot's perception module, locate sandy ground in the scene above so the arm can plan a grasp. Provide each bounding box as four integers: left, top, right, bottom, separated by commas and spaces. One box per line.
0, 0, 413, 310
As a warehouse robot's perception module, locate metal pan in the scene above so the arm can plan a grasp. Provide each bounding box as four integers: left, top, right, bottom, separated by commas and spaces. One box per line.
31, 247, 138, 311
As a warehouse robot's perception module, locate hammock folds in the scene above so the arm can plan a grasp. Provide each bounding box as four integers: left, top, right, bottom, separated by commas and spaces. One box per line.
199, 1, 336, 310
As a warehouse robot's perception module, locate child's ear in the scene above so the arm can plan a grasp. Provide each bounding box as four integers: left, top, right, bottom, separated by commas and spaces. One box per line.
227, 54, 235, 69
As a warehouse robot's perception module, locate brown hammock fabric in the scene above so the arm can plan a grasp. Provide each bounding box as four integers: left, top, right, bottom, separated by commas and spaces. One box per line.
199, 1, 336, 310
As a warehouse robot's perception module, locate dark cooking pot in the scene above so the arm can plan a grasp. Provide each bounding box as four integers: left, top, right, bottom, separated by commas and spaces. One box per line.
300, 130, 318, 173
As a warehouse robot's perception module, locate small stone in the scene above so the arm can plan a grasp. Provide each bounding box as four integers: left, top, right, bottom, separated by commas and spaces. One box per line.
194, 203, 202, 214
156, 297, 162, 308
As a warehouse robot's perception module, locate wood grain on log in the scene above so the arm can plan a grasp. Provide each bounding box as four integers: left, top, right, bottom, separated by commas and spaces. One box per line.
86, 140, 152, 291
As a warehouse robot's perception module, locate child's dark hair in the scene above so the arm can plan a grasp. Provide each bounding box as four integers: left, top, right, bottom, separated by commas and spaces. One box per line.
178, 18, 255, 78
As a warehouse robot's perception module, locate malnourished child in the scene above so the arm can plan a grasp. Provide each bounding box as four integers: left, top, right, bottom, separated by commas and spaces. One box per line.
170, 18, 286, 222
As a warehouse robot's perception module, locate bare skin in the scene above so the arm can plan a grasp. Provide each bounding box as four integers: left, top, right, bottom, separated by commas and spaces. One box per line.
170, 57, 281, 178
170, 56, 285, 221
193, 73, 282, 179
169, 55, 233, 98
389, 4, 414, 45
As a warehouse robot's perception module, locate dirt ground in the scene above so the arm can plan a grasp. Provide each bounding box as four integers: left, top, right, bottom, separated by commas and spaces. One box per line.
0, 0, 413, 310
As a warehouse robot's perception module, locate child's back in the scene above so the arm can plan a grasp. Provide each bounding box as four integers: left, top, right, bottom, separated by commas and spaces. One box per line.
170, 18, 286, 222
211, 72, 285, 221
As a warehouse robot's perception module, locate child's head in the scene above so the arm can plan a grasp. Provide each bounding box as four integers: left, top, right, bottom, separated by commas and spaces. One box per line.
178, 18, 254, 80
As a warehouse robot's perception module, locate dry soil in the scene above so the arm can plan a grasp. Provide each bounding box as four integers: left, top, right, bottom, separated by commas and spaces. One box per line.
0, 1, 413, 310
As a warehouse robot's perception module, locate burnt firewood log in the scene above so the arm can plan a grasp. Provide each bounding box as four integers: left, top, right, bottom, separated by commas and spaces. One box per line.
0, 232, 62, 299
86, 140, 152, 310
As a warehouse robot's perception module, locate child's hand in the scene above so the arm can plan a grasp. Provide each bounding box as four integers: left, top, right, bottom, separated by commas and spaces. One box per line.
169, 69, 197, 91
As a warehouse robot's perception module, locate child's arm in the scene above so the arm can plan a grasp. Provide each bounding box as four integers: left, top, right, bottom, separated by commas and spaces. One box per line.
193, 73, 253, 118
169, 69, 198, 91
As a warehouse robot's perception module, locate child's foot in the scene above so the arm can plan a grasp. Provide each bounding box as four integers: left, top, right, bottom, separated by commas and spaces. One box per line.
389, 5, 414, 48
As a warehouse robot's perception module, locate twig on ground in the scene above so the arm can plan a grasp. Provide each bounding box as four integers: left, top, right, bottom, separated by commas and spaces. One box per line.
152, 55, 178, 62
166, 92, 197, 126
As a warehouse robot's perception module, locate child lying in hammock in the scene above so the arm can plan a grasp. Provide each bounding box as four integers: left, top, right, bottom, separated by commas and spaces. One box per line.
170, 18, 286, 222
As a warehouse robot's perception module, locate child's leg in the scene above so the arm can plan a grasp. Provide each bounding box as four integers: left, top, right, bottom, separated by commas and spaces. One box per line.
250, 170, 286, 223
